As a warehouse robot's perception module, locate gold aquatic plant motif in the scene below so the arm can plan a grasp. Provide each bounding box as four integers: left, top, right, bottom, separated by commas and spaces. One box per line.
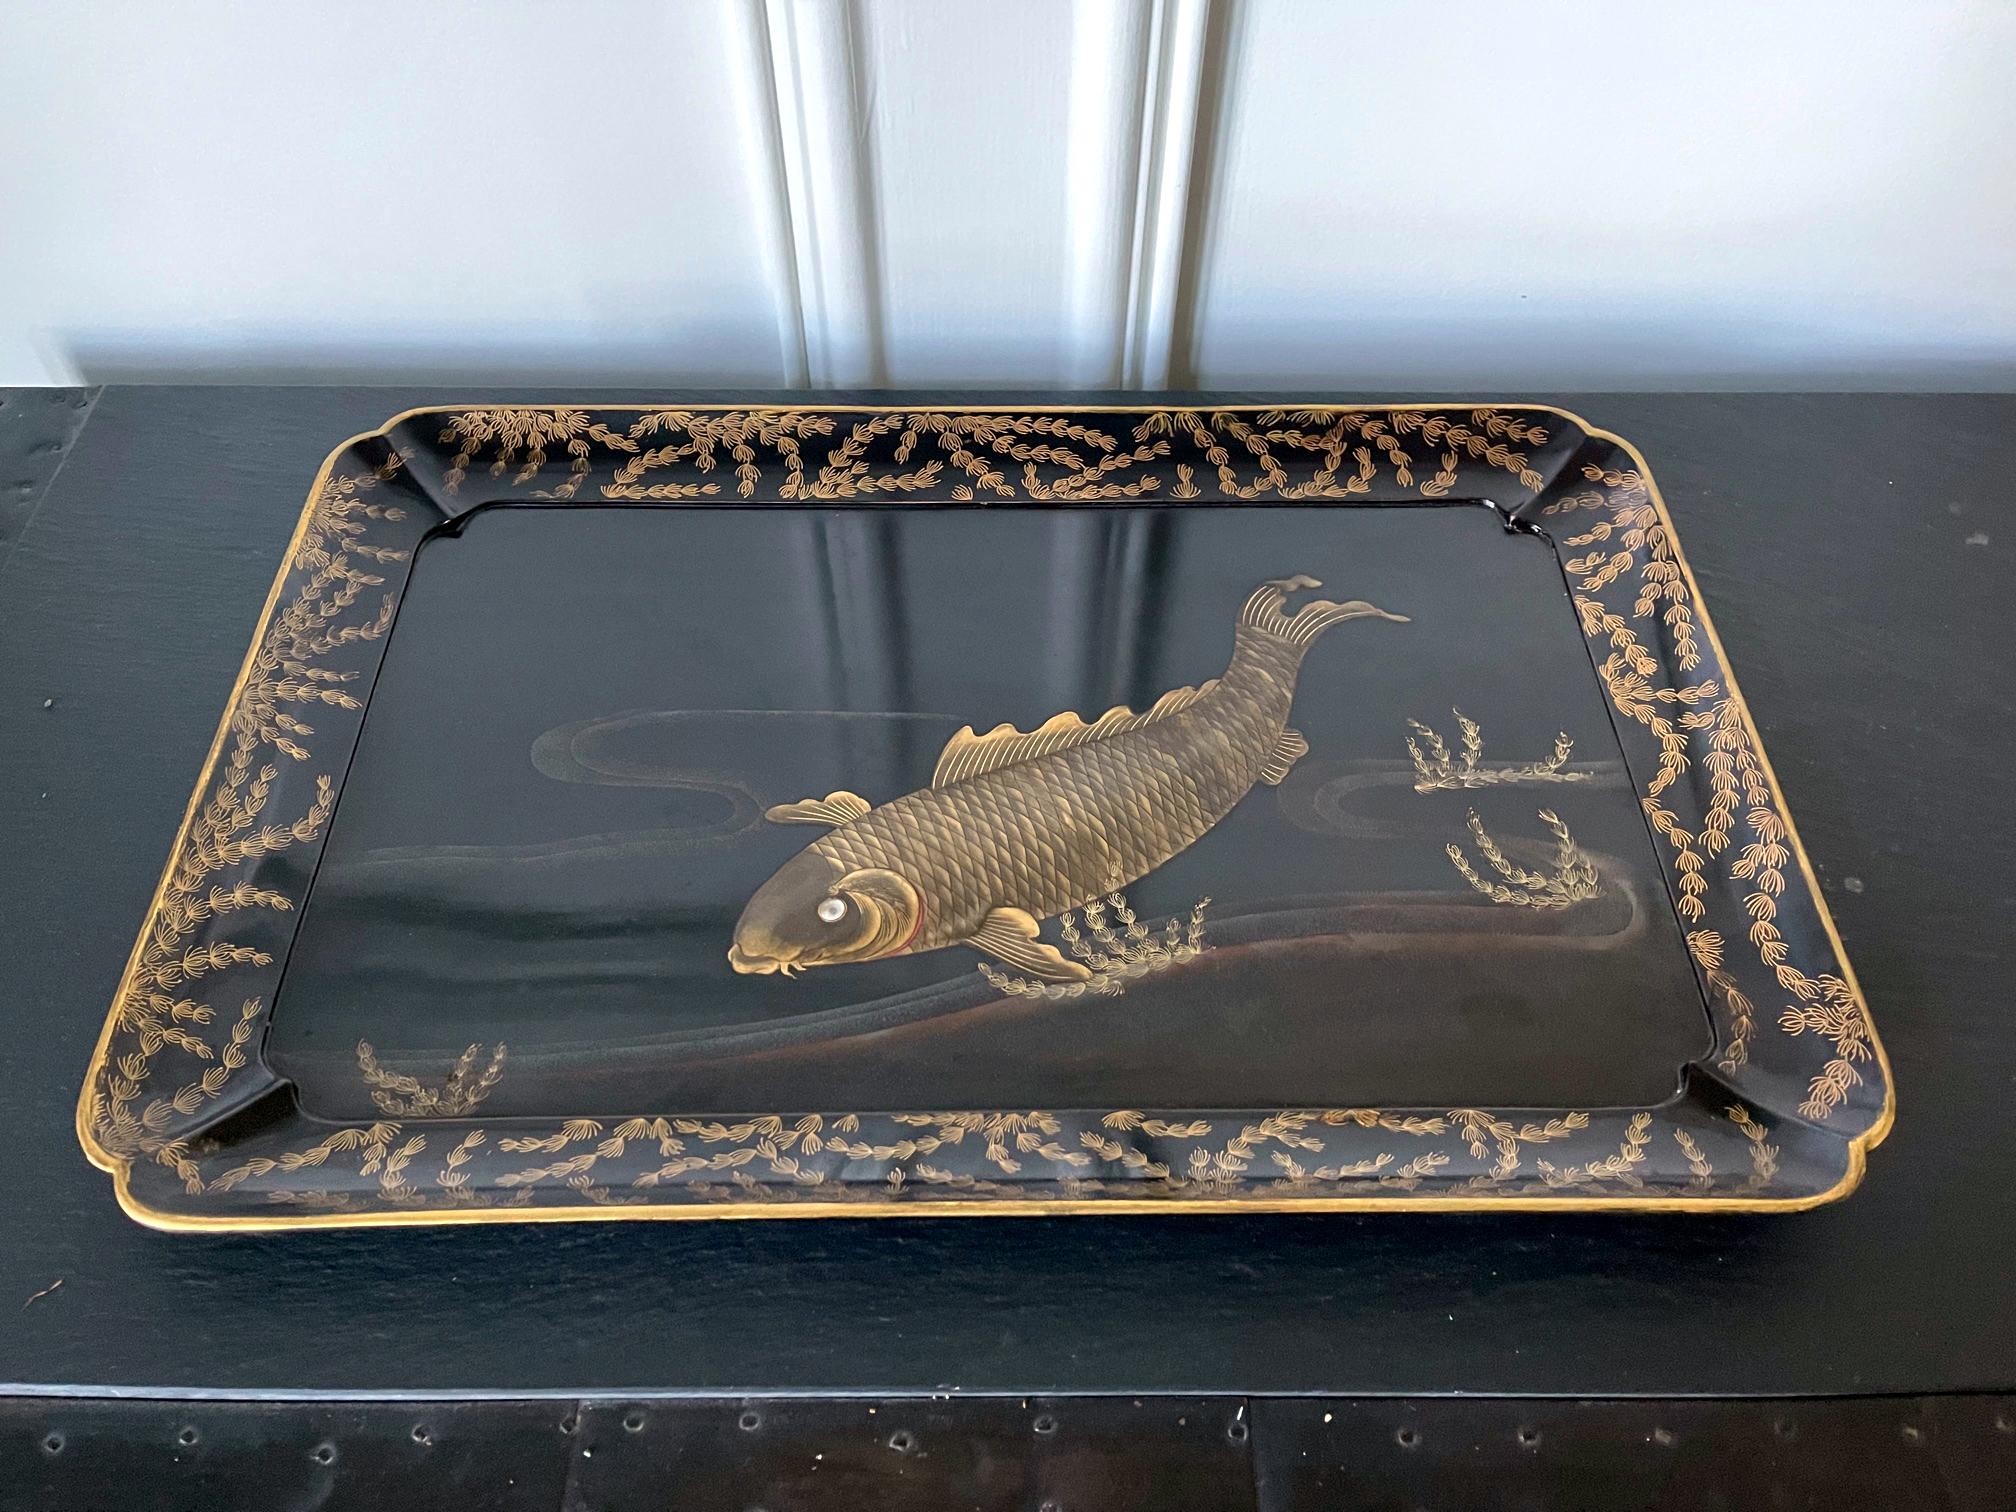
207, 1121, 427, 1209
1552, 462, 1868, 1120
1673, 1128, 1715, 1192
356, 1041, 507, 1118
1406, 709, 1589, 792
1688, 929, 1758, 1073
427, 405, 1553, 506
438, 408, 638, 500
981, 893, 1212, 1000
1725, 1103, 1781, 1190
729, 577, 1405, 996
1778, 977, 1875, 1119
1533, 1112, 1654, 1190
1444, 808, 1599, 908
87, 458, 409, 1177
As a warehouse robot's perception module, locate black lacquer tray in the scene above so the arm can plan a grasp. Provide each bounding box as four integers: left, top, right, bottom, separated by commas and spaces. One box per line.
78, 404, 1890, 1227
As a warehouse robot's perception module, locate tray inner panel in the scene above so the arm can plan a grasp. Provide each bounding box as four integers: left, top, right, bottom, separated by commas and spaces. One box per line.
267, 504, 1713, 1117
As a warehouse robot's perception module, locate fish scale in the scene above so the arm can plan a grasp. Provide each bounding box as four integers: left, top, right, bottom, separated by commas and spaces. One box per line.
812, 620, 1309, 949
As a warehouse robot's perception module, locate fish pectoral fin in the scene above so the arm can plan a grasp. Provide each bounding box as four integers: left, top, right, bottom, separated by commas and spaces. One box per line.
968, 907, 1091, 983
1258, 727, 1310, 786
765, 790, 872, 827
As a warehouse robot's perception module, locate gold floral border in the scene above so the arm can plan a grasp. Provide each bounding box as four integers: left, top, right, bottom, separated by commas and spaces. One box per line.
75, 404, 1891, 1229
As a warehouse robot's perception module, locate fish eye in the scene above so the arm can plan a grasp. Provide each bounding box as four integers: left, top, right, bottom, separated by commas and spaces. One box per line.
816, 897, 848, 924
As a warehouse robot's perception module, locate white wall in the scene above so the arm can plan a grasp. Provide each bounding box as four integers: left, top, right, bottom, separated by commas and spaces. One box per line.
3, 0, 2012, 390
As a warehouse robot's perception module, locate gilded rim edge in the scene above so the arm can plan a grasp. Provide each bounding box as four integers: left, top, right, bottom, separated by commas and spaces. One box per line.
75, 400, 1887, 1228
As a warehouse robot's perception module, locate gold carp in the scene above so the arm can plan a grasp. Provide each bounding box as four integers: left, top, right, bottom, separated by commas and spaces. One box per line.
728, 576, 1405, 985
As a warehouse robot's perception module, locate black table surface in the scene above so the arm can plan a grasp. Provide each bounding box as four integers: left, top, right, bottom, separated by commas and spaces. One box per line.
1, 386, 2008, 1400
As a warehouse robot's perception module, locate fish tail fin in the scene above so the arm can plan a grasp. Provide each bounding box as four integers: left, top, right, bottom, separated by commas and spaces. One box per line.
1241, 576, 1409, 649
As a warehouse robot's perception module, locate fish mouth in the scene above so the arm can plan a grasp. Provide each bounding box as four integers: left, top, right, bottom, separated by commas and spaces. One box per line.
728, 943, 794, 976
729, 947, 774, 983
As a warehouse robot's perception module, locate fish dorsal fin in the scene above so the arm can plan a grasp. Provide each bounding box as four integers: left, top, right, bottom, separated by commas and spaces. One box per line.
931, 680, 1217, 788
765, 790, 872, 827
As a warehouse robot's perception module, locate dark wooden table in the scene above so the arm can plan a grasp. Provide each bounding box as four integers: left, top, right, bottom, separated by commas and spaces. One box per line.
1, 388, 2010, 1508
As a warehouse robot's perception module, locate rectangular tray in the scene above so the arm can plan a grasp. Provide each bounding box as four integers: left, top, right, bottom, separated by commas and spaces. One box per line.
77, 403, 1891, 1227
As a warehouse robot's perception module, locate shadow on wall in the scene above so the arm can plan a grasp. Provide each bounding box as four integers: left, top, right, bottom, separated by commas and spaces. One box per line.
1176, 306, 2016, 394
45, 300, 1112, 391
43, 321, 799, 388
44, 323, 2016, 392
